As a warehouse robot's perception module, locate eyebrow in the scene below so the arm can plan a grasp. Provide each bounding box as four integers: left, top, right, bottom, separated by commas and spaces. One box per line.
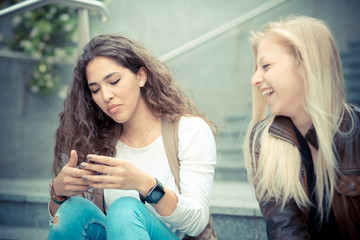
258, 55, 267, 63
88, 72, 118, 87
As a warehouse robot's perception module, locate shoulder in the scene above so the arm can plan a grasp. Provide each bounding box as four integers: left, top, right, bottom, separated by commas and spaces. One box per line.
250, 117, 274, 145
178, 116, 215, 143
249, 116, 297, 156
179, 115, 209, 129
177, 116, 212, 133
176, 116, 216, 162
339, 105, 360, 135
249, 118, 268, 158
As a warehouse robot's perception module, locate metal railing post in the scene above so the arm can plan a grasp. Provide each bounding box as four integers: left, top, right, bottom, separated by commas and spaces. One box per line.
77, 8, 90, 51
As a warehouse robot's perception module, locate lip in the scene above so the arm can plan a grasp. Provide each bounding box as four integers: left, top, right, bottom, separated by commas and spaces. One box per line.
108, 104, 121, 113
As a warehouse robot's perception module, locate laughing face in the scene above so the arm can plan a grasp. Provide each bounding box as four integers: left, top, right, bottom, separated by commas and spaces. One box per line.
251, 37, 306, 119
86, 56, 147, 123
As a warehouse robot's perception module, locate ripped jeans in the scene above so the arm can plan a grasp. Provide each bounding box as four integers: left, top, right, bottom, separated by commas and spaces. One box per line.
47, 196, 179, 240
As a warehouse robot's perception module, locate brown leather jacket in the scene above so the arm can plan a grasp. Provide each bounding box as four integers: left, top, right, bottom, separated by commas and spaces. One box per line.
251, 108, 360, 240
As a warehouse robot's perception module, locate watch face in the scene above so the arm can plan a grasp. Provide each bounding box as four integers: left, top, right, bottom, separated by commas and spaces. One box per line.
147, 185, 165, 204
151, 190, 162, 201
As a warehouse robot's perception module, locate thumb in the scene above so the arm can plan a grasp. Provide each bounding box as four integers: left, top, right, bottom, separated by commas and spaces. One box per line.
66, 150, 78, 168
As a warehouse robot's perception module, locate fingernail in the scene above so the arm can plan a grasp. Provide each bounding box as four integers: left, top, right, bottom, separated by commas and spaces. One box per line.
88, 185, 94, 190
87, 155, 92, 160
80, 163, 86, 169
82, 176, 87, 180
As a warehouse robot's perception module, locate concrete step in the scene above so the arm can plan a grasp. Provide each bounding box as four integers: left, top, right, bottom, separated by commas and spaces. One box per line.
345, 79, 360, 93
341, 48, 360, 58
215, 159, 247, 182
347, 94, 360, 106
214, 114, 250, 182
215, 142, 247, 182
344, 68, 360, 80
210, 181, 266, 240
346, 72, 360, 101
349, 41, 360, 49
0, 178, 266, 240
217, 144, 243, 162
0, 224, 49, 240
343, 57, 360, 69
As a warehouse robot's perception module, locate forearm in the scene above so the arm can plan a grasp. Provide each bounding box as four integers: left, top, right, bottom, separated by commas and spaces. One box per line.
151, 186, 178, 216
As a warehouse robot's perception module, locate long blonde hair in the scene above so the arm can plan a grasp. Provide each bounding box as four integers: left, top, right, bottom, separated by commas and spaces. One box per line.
244, 16, 352, 219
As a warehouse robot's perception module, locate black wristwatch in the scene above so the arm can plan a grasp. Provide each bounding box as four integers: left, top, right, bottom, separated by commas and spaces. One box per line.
139, 178, 165, 204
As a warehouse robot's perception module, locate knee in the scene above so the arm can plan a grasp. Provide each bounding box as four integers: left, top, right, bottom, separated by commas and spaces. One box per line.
49, 197, 106, 239
57, 197, 93, 215
107, 197, 144, 221
53, 197, 103, 225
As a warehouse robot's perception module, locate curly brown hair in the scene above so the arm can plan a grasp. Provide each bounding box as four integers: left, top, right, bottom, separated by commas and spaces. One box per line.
53, 34, 216, 176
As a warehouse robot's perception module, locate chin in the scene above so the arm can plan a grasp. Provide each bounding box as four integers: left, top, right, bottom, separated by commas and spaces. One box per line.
113, 116, 129, 124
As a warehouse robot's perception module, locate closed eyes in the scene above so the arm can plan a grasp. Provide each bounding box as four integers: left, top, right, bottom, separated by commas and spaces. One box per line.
91, 88, 100, 94
262, 64, 270, 69
90, 79, 119, 94
111, 79, 120, 85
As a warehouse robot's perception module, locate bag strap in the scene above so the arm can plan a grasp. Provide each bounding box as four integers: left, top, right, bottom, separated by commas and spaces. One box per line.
161, 117, 181, 192
162, 117, 217, 240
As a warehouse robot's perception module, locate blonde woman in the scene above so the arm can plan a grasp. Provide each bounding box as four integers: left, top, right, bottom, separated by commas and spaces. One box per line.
243, 16, 360, 239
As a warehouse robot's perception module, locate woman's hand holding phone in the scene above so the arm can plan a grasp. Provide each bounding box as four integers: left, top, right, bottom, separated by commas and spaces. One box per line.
53, 150, 97, 197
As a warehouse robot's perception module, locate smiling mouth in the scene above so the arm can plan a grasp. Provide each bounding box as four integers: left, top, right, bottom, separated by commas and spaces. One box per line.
262, 89, 274, 96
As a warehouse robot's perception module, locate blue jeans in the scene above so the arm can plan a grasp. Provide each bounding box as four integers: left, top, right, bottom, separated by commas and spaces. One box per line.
47, 196, 180, 240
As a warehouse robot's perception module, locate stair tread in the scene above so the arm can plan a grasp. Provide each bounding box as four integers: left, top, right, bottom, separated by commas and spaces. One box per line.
0, 224, 49, 240
0, 179, 48, 203
211, 181, 260, 216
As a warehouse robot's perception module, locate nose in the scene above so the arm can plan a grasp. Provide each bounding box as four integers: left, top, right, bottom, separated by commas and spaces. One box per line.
251, 69, 263, 87
102, 87, 114, 102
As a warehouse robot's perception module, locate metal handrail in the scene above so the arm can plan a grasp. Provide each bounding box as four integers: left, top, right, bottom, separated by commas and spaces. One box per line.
0, 0, 109, 21
0, 0, 109, 50
159, 0, 287, 62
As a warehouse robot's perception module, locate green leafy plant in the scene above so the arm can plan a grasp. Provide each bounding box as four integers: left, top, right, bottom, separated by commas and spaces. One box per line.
0, 0, 78, 95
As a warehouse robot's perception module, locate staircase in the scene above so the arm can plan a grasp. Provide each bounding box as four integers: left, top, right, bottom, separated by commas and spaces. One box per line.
215, 115, 249, 182
343, 41, 360, 107
0, 180, 50, 239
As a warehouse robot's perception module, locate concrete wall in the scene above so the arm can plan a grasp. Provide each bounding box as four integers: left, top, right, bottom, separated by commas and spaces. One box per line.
0, 0, 359, 178
0, 56, 72, 178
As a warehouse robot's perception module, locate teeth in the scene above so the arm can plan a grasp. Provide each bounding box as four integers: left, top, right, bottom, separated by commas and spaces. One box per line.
262, 89, 274, 96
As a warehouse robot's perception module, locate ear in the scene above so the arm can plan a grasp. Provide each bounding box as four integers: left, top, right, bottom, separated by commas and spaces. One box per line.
137, 67, 147, 87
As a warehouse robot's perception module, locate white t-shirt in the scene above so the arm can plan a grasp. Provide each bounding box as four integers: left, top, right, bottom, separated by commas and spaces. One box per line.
104, 116, 216, 238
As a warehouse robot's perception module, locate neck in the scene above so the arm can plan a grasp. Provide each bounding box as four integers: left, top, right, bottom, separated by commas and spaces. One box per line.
291, 112, 313, 136
122, 97, 152, 132
121, 106, 159, 148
